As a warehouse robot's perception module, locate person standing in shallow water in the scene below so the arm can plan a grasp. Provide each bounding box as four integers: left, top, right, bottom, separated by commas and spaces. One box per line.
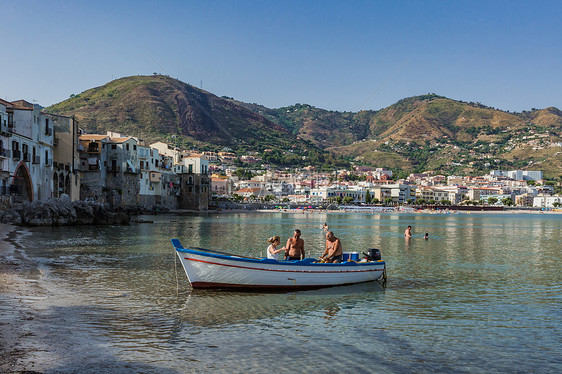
404, 225, 412, 238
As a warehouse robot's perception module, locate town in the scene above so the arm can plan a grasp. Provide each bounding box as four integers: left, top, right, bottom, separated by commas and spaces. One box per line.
1, 98, 561, 214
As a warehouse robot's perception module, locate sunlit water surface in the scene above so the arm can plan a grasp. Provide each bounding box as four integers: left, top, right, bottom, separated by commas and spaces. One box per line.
20, 212, 562, 373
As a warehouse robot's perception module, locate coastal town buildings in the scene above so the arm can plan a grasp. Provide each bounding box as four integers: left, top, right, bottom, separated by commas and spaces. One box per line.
0, 99, 54, 204
1, 98, 561, 212
52, 114, 81, 201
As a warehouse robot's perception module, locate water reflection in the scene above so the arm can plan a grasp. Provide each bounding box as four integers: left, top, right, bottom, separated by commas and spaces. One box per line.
177, 282, 386, 327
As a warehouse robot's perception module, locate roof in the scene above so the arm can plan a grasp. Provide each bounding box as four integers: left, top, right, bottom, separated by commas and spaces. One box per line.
236, 188, 262, 193
110, 137, 134, 143
0, 98, 33, 110
79, 134, 109, 141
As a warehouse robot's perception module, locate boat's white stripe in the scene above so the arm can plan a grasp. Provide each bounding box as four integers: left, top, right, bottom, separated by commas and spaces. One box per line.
183, 256, 383, 274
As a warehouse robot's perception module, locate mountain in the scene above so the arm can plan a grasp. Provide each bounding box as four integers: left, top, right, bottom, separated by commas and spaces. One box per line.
239, 94, 562, 178
47, 76, 562, 178
46, 75, 324, 159
228, 100, 374, 148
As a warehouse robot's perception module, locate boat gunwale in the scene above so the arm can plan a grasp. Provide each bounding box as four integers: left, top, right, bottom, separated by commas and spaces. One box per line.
175, 246, 385, 268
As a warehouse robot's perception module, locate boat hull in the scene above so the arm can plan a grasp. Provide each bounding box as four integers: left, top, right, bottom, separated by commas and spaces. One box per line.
172, 240, 385, 290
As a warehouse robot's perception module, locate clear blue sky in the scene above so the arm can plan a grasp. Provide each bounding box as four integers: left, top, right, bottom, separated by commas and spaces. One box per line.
2, 0, 561, 112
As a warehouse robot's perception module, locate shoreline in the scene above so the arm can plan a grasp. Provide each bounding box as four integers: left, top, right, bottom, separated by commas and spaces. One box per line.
255, 208, 562, 215
0, 224, 50, 372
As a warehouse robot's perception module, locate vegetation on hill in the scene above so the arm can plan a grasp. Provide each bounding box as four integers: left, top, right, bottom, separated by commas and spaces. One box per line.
47, 75, 562, 178
46, 75, 348, 169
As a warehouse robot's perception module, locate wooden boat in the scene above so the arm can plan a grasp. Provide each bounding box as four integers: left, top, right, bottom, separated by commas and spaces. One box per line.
172, 239, 386, 290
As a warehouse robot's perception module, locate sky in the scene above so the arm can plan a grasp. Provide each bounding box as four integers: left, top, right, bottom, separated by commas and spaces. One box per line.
1, 0, 561, 112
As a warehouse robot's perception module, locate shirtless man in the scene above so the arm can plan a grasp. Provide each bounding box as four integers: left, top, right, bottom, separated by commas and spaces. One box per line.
321, 231, 343, 263
285, 229, 305, 260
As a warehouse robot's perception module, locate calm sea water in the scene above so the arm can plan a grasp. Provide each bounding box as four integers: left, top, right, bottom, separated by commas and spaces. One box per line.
17, 212, 562, 373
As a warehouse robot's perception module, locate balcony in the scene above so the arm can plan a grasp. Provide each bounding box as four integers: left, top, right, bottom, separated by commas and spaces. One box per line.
0, 125, 13, 137
0, 148, 11, 158
45, 127, 53, 136
12, 150, 21, 160
45, 158, 52, 166
23, 153, 30, 162
32, 155, 40, 164
86, 145, 101, 154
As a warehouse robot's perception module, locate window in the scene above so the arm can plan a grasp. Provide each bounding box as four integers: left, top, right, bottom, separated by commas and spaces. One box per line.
188, 164, 193, 173
133, 145, 137, 151
126, 144, 130, 151
111, 144, 117, 149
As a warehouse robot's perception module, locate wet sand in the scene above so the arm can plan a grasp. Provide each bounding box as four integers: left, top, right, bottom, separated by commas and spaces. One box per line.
0, 224, 46, 373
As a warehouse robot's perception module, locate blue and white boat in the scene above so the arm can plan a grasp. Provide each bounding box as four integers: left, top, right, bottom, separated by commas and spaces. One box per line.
172, 239, 386, 290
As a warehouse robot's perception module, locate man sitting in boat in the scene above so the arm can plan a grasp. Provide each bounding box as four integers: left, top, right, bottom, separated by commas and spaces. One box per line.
284, 229, 305, 261
320, 231, 343, 263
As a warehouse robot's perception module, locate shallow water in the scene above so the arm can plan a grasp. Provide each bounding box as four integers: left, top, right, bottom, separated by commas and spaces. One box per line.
16, 212, 562, 373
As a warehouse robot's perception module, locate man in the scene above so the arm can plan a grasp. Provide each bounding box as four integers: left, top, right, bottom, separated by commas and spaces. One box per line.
321, 231, 343, 263
285, 229, 305, 261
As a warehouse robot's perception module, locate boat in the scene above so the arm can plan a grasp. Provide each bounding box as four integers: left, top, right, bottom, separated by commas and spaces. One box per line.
172, 239, 386, 290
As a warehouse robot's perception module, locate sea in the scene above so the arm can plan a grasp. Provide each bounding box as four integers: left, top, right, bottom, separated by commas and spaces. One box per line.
10, 211, 562, 373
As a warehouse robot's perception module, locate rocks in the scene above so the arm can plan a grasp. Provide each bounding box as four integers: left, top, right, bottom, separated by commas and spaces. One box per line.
0, 198, 131, 226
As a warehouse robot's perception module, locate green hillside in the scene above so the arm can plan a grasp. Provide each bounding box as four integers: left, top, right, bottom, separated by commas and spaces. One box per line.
47, 75, 345, 168
47, 76, 562, 178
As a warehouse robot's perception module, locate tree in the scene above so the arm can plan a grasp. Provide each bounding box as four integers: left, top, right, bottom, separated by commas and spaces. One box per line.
343, 196, 354, 205
263, 194, 275, 203
441, 200, 451, 205
384, 198, 393, 205
502, 197, 514, 206
487, 197, 498, 205
365, 190, 372, 204
372, 198, 380, 204
231, 194, 244, 202
406, 198, 414, 205
416, 199, 426, 205
428, 199, 436, 205
336, 196, 343, 204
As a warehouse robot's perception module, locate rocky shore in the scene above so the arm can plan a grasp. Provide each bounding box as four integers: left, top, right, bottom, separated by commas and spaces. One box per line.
0, 197, 131, 226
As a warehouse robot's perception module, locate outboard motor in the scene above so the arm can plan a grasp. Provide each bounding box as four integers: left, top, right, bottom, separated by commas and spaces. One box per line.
362, 248, 382, 261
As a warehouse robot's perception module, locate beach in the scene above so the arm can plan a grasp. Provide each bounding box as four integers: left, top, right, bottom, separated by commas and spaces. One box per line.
0, 224, 40, 372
